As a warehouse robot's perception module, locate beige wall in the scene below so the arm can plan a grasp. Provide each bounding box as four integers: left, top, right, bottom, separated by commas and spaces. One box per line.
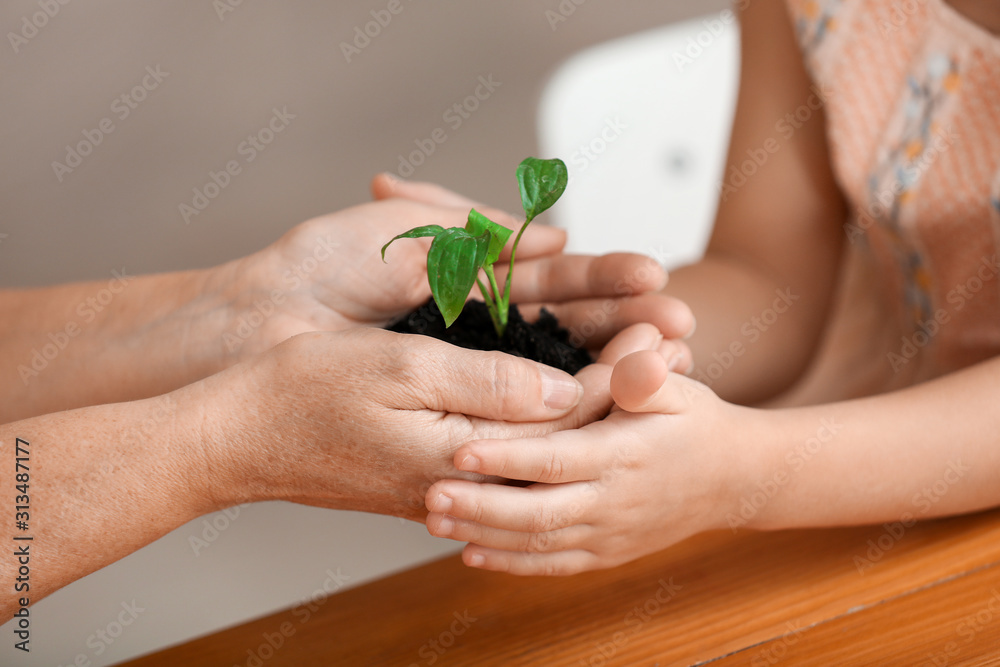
1, 0, 722, 287
0, 1, 727, 664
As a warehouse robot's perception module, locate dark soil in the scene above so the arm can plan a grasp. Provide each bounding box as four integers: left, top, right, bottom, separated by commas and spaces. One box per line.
387, 298, 592, 375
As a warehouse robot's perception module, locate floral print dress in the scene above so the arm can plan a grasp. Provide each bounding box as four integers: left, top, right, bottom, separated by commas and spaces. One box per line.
778, 0, 1000, 403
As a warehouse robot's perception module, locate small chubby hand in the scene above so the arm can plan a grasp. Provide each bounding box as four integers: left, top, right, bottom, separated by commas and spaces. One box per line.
423, 347, 757, 575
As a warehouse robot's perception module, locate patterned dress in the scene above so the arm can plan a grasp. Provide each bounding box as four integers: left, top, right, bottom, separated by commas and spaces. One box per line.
777, 0, 1000, 405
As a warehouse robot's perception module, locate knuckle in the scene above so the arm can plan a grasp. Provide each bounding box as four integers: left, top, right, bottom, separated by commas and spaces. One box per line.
525, 531, 547, 553
490, 357, 532, 419
494, 454, 519, 480
539, 451, 565, 483
281, 330, 324, 359
586, 255, 607, 292
527, 530, 561, 553
526, 505, 557, 533
495, 555, 515, 574
610, 442, 639, 473
541, 257, 559, 291
374, 333, 418, 374
470, 499, 488, 525
427, 514, 449, 537
460, 521, 484, 544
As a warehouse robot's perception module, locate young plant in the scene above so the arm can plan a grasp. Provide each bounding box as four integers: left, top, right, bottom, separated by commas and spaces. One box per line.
381, 157, 568, 337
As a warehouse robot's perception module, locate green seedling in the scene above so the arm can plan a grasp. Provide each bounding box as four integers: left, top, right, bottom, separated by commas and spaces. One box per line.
382, 157, 568, 337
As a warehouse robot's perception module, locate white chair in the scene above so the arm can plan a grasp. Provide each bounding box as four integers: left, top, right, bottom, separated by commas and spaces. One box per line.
539, 14, 740, 269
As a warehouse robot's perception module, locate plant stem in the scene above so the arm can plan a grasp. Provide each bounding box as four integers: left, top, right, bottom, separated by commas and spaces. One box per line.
501, 215, 533, 319
477, 277, 505, 338
482, 265, 507, 336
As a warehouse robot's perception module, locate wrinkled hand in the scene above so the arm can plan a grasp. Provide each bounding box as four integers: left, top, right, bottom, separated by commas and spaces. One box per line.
198, 324, 668, 521
423, 348, 756, 574
220, 175, 694, 361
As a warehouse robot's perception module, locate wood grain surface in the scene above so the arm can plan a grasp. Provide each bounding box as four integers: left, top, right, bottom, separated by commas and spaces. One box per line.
119, 508, 1000, 666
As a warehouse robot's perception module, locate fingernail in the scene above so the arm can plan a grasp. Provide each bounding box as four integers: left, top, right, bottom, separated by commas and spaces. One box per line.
468, 553, 485, 567
668, 355, 682, 373
436, 515, 455, 536
457, 454, 481, 472
683, 317, 697, 340
431, 492, 453, 513
541, 367, 583, 410
381, 171, 400, 182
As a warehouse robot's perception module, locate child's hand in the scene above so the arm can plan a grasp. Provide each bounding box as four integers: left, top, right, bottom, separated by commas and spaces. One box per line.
424, 348, 756, 575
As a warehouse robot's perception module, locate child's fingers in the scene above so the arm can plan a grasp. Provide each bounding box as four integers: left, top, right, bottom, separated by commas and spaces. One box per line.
593, 322, 662, 366
612, 351, 698, 414
484, 322, 661, 436
451, 429, 611, 483
426, 512, 590, 553
425, 479, 595, 532
461, 545, 599, 576
657, 338, 694, 375
605, 342, 689, 415
611, 350, 670, 411
454, 325, 656, 476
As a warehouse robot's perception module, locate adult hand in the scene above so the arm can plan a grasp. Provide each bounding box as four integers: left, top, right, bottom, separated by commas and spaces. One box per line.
218, 176, 695, 362
371, 174, 697, 353
0, 319, 665, 613
195, 323, 668, 521
0, 174, 693, 424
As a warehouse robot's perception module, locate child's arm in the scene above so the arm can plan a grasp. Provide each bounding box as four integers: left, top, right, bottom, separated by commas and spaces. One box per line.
424, 349, 1000, 575
664, 1, 848, 406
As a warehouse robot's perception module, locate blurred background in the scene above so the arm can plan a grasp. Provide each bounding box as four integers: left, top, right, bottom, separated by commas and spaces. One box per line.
0, 1, 732, 664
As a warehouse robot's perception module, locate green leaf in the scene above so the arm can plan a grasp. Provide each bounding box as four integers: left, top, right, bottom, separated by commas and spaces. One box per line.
516, 157, 568, 223
464, 209, 513, 266
380, 225, 446, 262
427, 228, 490, 327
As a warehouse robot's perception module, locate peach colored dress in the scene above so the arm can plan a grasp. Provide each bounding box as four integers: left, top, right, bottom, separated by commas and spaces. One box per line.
778, 0, 1000, 406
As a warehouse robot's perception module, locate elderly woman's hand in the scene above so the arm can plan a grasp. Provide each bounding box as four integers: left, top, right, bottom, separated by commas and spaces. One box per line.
1, 318, 663, 613
219, 177, 694, 363
194, 323, 667, 520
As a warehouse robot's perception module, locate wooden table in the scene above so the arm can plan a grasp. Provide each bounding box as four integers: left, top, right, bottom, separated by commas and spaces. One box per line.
120, 509, 1000, 666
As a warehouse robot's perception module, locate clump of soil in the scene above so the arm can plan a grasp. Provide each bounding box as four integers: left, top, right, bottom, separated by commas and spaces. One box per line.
387, 298, 592, 375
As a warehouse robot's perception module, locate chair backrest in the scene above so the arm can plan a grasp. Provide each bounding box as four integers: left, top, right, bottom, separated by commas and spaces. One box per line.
538, 14, 740, 269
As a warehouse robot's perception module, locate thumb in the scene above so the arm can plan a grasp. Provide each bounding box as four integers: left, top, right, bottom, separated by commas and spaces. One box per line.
488, 322, 668, 438
611, 350, 692, 414
404, 339, 584, 422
